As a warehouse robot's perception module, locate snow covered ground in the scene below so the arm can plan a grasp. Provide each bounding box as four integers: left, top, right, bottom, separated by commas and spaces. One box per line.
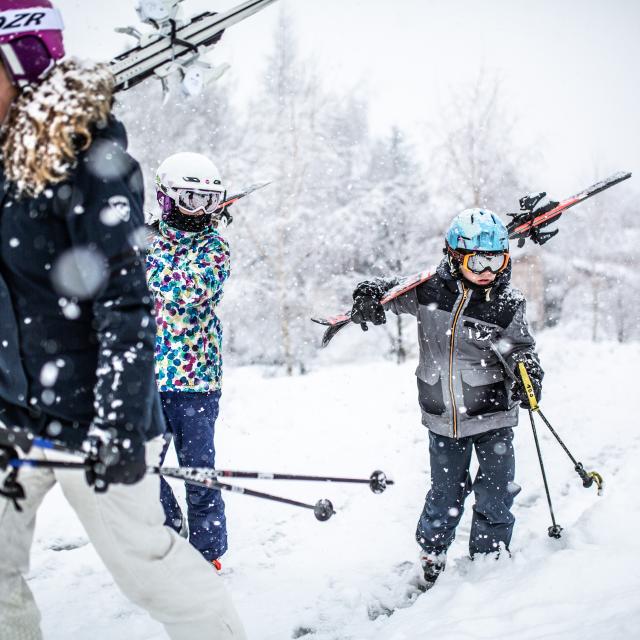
29, 331, 640, 639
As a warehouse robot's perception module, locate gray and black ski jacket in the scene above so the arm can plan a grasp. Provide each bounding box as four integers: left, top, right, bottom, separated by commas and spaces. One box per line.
388, 259, 541, 439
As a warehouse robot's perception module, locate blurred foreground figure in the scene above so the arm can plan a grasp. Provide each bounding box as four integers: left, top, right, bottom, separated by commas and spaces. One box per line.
0, 2, 246, 638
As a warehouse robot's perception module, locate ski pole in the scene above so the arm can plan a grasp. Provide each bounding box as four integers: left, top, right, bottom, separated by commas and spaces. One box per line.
7, 458, 336, 521
5, 456, 392, 494
487, 346, 604, 495
1, 430, 393, 493
154, 468, 336, 521
5, 457, 338, 521
529, 408, 603, 495
1, 431, 393, 520
519, 369, 563, 539
516, 363, 604, 495
156, 467, 393, 494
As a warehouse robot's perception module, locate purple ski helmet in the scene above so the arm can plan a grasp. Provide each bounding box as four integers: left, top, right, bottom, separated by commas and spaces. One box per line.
0, 0, 65, 87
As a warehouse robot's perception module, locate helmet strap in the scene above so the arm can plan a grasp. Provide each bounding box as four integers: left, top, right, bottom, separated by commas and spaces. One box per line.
444, 244, 462, 278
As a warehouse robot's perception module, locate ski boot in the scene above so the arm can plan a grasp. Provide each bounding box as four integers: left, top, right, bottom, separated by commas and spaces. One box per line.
419, 552, 446, 590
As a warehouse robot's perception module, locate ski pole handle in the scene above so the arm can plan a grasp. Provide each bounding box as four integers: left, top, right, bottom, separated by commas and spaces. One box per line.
518, 362, 539, 411
575, 464, 604, 496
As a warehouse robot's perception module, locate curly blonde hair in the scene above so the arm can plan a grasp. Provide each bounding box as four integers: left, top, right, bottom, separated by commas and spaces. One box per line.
1, 59, 115, 198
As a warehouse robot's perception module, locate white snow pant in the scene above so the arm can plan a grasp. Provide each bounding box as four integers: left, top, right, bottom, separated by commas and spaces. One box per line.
0, 438, 247, 640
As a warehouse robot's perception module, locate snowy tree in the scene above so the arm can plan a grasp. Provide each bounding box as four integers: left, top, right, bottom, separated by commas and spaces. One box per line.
429, 73, 532, 215
226, 10, 338, 374
115, 75, 242, 218
343, 127, 431, 362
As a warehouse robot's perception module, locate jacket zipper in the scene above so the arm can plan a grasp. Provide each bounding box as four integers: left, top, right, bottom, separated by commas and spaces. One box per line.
448, 283, 468, 439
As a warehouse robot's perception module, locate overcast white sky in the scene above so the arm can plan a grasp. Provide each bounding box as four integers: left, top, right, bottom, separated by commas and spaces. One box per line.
57, 0, 639, 198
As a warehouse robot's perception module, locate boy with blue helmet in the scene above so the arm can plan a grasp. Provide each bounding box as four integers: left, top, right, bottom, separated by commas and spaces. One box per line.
350, 208, 543, 589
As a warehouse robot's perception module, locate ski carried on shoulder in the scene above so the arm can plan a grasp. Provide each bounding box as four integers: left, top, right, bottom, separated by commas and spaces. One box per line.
506, 171, 631, 246
110, 0, 279, 93
214, 181, 271, 225
311, 269, 434, 348
217, 181, 271, 211
312, 171, 632, 347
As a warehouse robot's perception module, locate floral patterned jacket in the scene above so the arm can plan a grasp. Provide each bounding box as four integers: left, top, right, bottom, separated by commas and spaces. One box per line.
146, 222, 230, 393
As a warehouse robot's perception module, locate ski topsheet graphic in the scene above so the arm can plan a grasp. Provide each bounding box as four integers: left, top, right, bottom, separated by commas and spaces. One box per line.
111, 0, 279, 95
312, 172, 632, 347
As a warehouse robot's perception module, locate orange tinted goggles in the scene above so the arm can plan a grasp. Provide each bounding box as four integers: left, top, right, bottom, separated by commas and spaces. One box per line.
452, 250, 510, 274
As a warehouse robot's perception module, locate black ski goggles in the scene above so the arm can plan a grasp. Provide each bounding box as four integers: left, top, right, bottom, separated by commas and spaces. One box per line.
450, 249, 510, 274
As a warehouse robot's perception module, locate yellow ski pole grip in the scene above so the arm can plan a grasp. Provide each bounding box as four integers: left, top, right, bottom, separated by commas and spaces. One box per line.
588, 471, 605, 496
518, 362, 539, 411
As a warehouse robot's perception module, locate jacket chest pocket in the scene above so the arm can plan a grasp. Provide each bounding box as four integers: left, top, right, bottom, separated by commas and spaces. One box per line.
460, 368, 508, 417
416, 366, 446, 416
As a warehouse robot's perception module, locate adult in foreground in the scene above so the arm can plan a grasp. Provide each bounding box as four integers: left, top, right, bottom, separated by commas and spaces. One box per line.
0, 2, 246, 638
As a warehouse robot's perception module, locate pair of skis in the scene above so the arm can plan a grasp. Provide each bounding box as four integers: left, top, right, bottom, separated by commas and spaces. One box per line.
312, 171, 632, 347
110, 1, 276, 217
110, 0, 279, 93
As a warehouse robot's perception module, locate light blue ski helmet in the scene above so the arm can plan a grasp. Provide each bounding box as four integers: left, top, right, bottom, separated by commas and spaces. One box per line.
445, 208, 509, 252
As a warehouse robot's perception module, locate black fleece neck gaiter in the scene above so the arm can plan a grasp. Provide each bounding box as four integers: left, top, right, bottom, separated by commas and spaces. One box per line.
164, 209, 213, 233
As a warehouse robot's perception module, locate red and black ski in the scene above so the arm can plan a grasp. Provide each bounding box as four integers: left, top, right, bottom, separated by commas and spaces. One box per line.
311, 269, 435, 347
506, 171, 631, 245
216, 181, 271, 211
312, 171, 632, 347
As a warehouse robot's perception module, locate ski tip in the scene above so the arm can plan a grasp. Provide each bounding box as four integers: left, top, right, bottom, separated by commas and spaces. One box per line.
320, 318, 352, 348
311, 316, 331, 326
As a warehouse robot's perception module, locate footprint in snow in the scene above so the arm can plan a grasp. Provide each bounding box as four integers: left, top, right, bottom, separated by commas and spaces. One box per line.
46, 537, 89, 551
366, 561, 426, 621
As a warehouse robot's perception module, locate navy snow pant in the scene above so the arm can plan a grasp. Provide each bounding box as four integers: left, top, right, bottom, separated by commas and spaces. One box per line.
416, 427, 520, 557
159, 390, 228, 561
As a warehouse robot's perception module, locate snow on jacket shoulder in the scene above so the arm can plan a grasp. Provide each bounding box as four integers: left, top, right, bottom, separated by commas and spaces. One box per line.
0, 116, 164, 448
388, 258, 542, 438
146, 222, 230, 393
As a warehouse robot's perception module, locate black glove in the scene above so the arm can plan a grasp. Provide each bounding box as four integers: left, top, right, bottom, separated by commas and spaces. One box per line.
351, 280, 387, 329
85, 437, 147, 493
511, 353, 543, 405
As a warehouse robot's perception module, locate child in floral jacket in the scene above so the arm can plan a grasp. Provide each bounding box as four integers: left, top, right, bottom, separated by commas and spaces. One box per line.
146, 152, 231, 567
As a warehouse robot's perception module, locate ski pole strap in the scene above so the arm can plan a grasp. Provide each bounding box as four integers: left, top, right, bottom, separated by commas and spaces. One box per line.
0, 468, 25, 512
518, 362, 539, 411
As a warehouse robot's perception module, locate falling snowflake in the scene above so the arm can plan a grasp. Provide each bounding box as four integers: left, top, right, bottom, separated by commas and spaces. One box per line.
51, 247, 108, 299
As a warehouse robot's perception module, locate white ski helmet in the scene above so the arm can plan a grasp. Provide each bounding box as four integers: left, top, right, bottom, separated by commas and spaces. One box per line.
155, 152, 226, 219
